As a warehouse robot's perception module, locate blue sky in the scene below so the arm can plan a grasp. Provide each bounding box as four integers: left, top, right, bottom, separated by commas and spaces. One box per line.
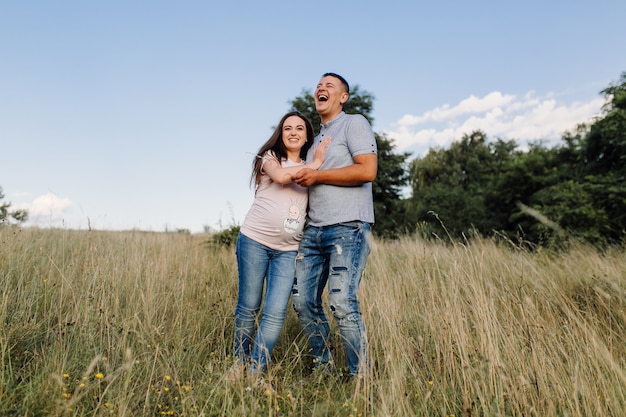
2, 1, 625, 233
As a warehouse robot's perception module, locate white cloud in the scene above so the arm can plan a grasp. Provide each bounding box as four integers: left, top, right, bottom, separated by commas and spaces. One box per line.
397, 92, 516, 126
17, 193, 74, 227
386, 91, 605, 156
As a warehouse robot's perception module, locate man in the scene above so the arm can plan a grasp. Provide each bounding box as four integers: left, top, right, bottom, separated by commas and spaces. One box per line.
292, 72, 377, 378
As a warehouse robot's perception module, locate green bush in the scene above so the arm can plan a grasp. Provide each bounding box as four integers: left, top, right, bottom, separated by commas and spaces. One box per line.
209, 225, 240, 248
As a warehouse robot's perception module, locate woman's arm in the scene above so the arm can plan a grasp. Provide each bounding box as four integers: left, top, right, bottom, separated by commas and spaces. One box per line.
264, 137, 331, 184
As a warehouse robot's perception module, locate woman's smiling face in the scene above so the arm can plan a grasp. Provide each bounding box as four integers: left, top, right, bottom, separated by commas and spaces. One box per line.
282, 115, 308, 153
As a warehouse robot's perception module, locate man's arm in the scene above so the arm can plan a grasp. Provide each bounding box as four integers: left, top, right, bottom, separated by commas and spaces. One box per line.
292, 153, 377, 187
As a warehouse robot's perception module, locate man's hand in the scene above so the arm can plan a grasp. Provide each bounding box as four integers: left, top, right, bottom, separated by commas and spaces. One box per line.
294, 154, 377, 187
293, 168, 318, 187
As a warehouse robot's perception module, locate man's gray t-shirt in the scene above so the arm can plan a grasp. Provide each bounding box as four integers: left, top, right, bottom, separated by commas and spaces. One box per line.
306, 111, 377, 227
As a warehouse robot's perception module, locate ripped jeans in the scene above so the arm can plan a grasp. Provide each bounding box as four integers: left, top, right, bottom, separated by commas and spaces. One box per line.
291, 221, 371, 376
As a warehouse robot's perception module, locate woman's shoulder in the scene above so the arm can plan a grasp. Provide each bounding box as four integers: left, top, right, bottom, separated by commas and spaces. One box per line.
262, 149, 279, 160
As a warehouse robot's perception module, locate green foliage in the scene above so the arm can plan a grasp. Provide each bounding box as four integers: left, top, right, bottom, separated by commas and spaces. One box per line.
514, 74, 626, 246
527, 180, 609, 245
584, 71, 626, 178
209, 225, 240, 247
405, 72, 626, 248
489, 141, 564, 241
372, 132, 412, 239
408, 131, 520, 239
0, 186, 28, 225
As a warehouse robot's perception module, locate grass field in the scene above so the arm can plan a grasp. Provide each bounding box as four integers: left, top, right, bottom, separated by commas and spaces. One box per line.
1, 226, 625, 416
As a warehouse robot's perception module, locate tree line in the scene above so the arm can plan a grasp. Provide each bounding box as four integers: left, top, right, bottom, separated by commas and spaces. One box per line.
291, 72, 626, 248
4, 73, 624, 249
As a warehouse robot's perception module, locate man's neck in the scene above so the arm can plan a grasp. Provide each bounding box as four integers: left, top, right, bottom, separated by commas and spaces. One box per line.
321, 110, 343, 126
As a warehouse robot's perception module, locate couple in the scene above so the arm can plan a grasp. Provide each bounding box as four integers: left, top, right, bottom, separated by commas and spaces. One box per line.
228, 73, 377, 382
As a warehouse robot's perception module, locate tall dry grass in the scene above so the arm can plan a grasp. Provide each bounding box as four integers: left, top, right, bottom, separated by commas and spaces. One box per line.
1, 226, 625, 416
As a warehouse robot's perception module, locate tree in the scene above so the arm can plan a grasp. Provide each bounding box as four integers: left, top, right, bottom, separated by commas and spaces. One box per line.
288, 85, 410, 238
372, 132, 411, 238
493, 141, 568, 244
408, 130, 520, 240
583, 71, 626, 178
405, 73, 626, 247
577, 72, 626, 243
0, 186, 28, 225
516, 73, 626, 246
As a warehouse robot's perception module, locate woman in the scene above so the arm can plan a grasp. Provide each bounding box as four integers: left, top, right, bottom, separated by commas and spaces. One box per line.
226, 111, 331, 382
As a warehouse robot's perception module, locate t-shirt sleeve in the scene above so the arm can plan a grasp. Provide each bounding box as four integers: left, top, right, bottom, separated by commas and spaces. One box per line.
347, 114, 377, 157
260, 150, 280, 174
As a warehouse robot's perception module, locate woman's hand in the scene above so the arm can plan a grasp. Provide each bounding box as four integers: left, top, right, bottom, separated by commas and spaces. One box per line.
311, 136, 332, 167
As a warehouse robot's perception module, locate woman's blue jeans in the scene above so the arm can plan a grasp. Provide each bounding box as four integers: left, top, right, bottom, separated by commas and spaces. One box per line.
233, 233, 296, 375
291, 221, 371, 376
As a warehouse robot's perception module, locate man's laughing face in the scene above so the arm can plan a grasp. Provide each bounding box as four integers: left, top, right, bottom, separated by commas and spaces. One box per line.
315, 75, 348, 121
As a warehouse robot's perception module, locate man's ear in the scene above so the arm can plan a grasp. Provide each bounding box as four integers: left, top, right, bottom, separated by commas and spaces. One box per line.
340, 92, 349, 104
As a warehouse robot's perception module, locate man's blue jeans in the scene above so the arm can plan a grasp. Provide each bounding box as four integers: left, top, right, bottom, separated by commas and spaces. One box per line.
233, 233, 296, 375
291, 221, 371, 376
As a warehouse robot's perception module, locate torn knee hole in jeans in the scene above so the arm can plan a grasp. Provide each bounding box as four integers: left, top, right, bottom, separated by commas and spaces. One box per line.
330, 266, 348, 280
295, 253, 304, 260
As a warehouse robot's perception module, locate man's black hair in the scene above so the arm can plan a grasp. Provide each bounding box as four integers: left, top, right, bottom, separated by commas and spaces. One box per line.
323, 72, 349, 94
